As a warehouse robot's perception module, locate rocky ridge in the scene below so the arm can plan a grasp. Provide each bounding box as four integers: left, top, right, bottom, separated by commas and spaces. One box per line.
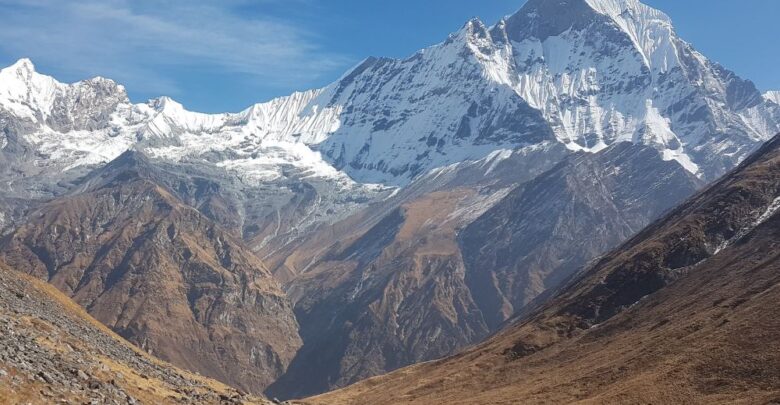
0, 151, 302, 395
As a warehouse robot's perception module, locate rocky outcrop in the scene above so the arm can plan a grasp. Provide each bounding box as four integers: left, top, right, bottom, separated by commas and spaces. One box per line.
0, 151, 302, 395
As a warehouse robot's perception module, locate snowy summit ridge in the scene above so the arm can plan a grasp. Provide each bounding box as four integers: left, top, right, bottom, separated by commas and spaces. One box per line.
0, 0, 778, 190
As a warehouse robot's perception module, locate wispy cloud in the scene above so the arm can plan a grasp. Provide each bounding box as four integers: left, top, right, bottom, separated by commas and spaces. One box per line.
0, 0, 348, 97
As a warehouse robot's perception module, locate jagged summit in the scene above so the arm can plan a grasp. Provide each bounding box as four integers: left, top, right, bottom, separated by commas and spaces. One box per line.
505, 0, 677, 71
0, 57, 129, 132
506, 0, 607, 39
0, 57, 126, 93
0, 57, 61, 120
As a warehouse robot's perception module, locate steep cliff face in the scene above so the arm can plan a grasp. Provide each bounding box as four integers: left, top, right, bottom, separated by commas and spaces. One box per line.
0, 151, 302, 395
305, 134, 780, 405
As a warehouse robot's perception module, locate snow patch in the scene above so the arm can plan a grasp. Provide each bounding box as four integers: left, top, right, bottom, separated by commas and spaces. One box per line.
714, 197, 780, 255
641, 100, 699, 175
764, 91, 780, 105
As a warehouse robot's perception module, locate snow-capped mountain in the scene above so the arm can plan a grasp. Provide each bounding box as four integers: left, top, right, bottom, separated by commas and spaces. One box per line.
1, 0, 777, 250
0, 58, 352, 187
307, 0, 778, 182
2, 0, 779, 398
2, 0, 778, 194
0, 58, 385, 242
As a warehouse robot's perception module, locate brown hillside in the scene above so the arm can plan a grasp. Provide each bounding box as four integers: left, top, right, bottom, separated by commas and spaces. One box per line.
0, 151, 302, 395
305, 136, 780, 404
0, 261, 276, 404
269, 143, 701, 399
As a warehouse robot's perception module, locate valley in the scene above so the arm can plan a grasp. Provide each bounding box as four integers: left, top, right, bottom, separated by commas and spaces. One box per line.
0, 0, 778, 403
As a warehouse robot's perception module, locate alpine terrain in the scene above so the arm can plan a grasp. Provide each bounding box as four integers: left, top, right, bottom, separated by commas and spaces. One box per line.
0, 151, 303, 394
0, 0, 778, 400
304, 133, 780, 405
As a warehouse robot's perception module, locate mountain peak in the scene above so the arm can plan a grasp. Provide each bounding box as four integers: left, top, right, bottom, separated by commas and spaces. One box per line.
506, 0, 678, 71
150, 96, 184, 113
73, 148, 159, 193
0, 58, 63, 120
509, 0, 671, 37
0, 58, 42, 84
6, 57, 36, 73
584, 0, 671, 24
451, 16, 490, 42
506, 0, 607, 40
464, 16, 486, 29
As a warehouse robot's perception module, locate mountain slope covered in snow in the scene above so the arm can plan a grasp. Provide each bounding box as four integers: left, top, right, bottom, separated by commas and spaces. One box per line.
1, 0, 778, 195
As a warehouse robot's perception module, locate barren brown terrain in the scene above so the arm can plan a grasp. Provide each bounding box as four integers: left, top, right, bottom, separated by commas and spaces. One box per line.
268, 143, 700, 399
0, 260, 277, 405
304, 135, 780, 404
0, 151, 302, 395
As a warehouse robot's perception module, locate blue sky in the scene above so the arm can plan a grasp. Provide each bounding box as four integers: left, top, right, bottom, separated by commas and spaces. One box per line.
0, 0, 777, 113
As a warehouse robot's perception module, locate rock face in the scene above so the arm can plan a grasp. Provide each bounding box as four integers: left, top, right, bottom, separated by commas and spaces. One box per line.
0, 261, 275, 405
0, 151, 302, 395
267, 143, 701, 399
459, 143, 702, 329
304, 134, 780, 405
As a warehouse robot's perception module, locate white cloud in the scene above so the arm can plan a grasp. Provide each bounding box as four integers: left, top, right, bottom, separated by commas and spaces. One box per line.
0, 0, 349, 98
